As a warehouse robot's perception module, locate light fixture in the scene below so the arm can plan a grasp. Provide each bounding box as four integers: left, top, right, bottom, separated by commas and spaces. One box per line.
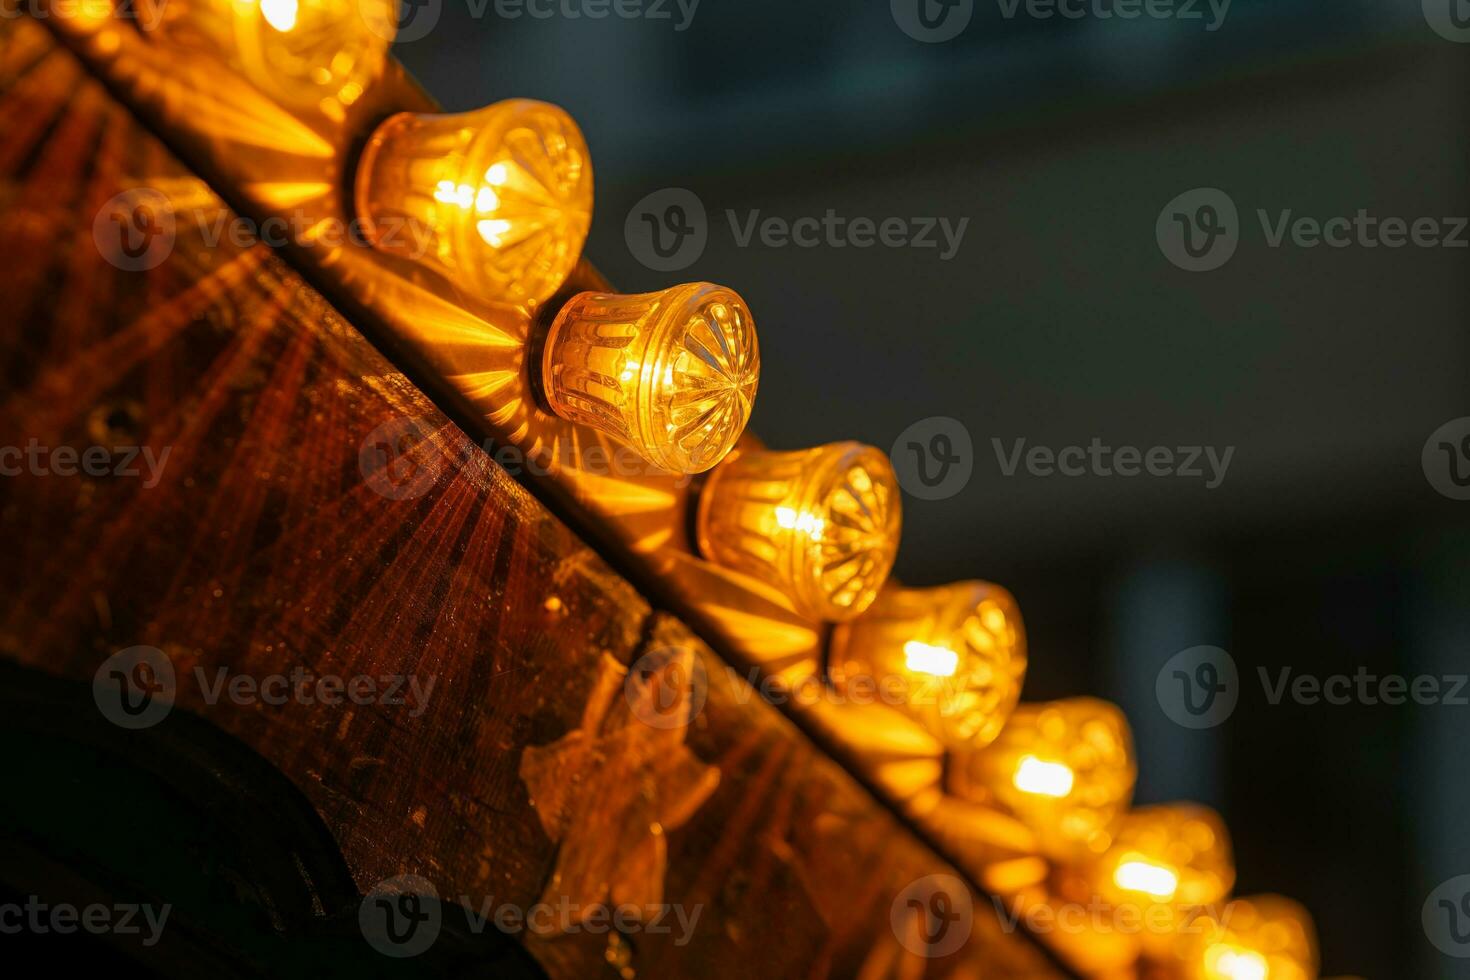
947, 697, 1136, 860
540, 283, 759, 474
827, 581, 1026, 747
696, 443, 901, 622
354, 99, 593, 308
160, 0, 396, 111
1091, 803, 1235, 955
1175, 895, 1319, 980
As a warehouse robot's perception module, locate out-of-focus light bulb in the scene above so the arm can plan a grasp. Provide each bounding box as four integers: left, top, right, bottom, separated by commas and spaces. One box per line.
540, 283, 758, 474
948, 697, 1136, 860
1013, 755, 1074, 797
828, 581, 1027, 747
1091, 803, 1235, 954
354, 100, 593, 307
227, 0, 395, 110
696, 443, 901, 622
1175, 896, 1319, 980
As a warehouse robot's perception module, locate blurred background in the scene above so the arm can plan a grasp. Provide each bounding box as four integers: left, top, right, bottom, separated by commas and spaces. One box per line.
397, 3, 1469, 975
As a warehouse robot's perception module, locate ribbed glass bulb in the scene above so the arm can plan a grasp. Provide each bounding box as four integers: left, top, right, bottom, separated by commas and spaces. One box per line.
541, 283, 758, 474
354, 100, 593, 307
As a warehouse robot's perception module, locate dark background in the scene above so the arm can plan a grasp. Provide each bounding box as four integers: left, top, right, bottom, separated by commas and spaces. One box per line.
396, 3, 1470, 976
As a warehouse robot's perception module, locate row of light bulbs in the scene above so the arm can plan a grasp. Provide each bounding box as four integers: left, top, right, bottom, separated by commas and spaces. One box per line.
88, 1, 1326, 975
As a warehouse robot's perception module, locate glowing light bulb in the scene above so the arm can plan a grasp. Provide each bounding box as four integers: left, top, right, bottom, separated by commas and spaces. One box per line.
226, 0, 395, 110
948, 698, 1136, 860
696, 443, 901, 622
1089, 803, 1235, 954
1204, 946, 1269, 980
1113, 858, 1180, 900
354, 100, 593, 307
1176, 896, 1319, 980
541, 283, 758, 474
1013, 755, 1075, 798
827, 581, 1026, 747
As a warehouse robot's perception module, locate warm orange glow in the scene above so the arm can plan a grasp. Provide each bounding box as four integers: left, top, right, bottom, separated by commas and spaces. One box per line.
1013, 755, 1075, 798
541, 284, 758, 475
697, 444, 901, 622
827, 581, 1026, 748
1177, 896, 1318, 980
355, 101, 593, 307
903, 640, 960, 678
205, 0, 395, 111
1113, 856, 1180, 900
949, 698, 1135, 859
1203, 945, 1269, 980
258, 0, 299, 32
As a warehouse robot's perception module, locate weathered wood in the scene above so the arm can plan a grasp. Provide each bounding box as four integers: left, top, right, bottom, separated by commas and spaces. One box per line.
0, 20, 1064, 978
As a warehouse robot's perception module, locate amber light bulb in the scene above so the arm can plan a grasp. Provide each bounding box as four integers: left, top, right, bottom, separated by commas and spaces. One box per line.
827, 581, 1026, 747
948, 697, 1136, 860
1175, 895, 1319, 980
540, 283, 759, 474
1091, 804, 1235, 954
170, 0, 395, 111
696, 443, 902, 622
354, 100, 593, 307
